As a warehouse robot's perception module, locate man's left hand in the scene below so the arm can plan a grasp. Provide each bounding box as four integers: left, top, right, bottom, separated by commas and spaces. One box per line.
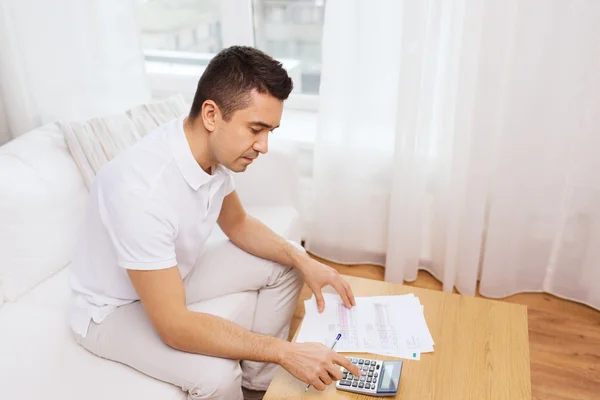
298, 257, 356, 313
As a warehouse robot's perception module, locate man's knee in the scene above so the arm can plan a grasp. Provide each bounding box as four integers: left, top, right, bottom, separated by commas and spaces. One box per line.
288, 240, 305, 254
187, 360, 243, 400
274, 258, 304, 292
270, 241, 303, 293
288, 240, 306, 286
290, 264, 304, 291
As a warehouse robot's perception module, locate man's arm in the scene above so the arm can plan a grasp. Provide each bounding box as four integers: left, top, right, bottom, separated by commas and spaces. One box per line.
217, 190, 356, 311
127, 267, 281, 360
127, 267, 361, 390
217, 190, 306, 268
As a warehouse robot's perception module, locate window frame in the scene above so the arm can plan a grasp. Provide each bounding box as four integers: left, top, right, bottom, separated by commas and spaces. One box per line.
142, 0, 320, 112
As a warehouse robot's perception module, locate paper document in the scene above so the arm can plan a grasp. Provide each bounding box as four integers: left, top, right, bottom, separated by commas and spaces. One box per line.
296, 293, 434, 360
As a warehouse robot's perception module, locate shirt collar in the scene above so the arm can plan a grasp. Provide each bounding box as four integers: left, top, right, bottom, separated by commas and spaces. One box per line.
169, 116, 230, 191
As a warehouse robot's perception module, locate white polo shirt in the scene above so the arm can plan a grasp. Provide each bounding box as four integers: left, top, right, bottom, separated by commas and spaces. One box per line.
68, 116, 235, 337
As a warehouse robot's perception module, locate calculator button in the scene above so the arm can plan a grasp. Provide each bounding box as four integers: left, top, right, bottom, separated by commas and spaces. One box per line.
369, 366, 374, 372
352, 382, 358, 387
358, 383, 364, 388
367, 377, 372, 383
371, 383, 377, 389
370, 361, 376, 366
354, 376, 360, 381
352, 359, 358, 364
376, 364, 380, 370
343, 372, 347, 378
358, 359, 364, 364
340, 380, 351, 386
368, 372, 373, 377
374, 373, 378, 378
360, 376, 366, 382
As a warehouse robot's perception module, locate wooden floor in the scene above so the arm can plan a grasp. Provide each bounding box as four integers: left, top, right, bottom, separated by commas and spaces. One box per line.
290, 254, 600, 400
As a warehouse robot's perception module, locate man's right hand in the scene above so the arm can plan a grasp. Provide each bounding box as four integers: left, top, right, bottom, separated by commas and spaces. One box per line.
277, 342, 362, 391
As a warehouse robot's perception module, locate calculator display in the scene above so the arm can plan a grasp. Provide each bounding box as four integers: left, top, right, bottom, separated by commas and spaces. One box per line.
381, 364, 394, 389
377, 361, 401, 394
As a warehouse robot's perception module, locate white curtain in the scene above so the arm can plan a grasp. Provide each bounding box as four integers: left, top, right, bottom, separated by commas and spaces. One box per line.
0, 0, 150, 145
307, 0, 600, 311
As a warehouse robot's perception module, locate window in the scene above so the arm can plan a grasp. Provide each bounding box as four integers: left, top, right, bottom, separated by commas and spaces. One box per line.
135, 0, 223, 53
135, 0, 325, 106
253, 0, 326, 94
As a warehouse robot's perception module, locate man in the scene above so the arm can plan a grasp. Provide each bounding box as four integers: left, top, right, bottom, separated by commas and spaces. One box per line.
68, 46, 361, 400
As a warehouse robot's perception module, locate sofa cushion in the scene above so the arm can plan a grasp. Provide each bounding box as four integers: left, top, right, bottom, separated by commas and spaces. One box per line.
0, 304, 184, 399
126, 95, 189, 136
0, 291, 257, 400
0, 123, 89, 303
247, 205, 302, 244
14, 268, 72, 312
61, 95, 188, 188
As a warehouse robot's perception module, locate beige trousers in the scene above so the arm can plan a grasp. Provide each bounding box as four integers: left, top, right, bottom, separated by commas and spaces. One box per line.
74, 240, 304, 400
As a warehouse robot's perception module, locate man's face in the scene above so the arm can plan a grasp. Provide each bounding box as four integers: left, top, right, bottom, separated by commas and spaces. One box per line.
210, 90, 283, 172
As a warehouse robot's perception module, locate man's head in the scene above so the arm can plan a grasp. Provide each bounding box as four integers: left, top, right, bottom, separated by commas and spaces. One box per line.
189, 46, 293, 172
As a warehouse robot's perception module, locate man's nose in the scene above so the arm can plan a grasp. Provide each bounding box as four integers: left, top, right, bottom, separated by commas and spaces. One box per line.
253, 131, 269, 154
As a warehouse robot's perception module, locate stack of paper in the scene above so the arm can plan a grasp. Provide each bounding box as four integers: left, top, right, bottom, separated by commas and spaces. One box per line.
296, 293, 434, 360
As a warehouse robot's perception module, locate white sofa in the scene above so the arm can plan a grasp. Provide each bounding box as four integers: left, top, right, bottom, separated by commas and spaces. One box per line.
0, 121, 301, 399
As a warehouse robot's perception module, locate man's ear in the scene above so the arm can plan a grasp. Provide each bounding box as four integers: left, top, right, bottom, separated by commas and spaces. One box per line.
201, 100, 220, 132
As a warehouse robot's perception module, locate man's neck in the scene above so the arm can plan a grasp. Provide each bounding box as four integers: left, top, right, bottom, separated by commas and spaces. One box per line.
183, 116, 217, 174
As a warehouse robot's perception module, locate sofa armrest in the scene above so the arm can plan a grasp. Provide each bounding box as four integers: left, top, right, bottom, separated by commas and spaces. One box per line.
0, 124, 89, 302
233, 137, 300, 209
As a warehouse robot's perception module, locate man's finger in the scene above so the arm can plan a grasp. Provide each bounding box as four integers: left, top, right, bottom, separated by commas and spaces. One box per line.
326, 362, 344, 381
311, 376, 327, 391
319, 369, 333, 386
315, 290, 325, 313
334, 354, 361, 377
333, 281, 352, 309
344, 281, 356, 306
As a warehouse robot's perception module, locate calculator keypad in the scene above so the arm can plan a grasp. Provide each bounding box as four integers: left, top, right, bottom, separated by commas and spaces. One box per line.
337, 358, 382, 395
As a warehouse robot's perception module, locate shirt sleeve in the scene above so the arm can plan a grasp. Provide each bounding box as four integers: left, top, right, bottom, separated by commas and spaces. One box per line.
97, 185, 177, 271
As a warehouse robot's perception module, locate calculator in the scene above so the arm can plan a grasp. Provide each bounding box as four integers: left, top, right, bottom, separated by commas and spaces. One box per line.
336, 357, 403, 397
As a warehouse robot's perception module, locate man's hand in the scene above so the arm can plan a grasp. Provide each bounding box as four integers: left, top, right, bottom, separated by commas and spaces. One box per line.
217, 191, 355, 313
298, 257, 356, 313
278, 342, 361, 391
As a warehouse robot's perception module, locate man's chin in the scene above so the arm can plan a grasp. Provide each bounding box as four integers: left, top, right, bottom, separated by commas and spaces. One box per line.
223, 161, 248, 173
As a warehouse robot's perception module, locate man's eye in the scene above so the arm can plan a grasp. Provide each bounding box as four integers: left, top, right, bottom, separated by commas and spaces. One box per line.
251, 128, 261, 134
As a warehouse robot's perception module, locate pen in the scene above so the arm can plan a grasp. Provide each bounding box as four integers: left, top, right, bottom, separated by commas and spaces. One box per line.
305, 333, 342, 392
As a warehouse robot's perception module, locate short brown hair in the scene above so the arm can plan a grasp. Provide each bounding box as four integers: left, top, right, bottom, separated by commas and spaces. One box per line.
189, 46, 294, 121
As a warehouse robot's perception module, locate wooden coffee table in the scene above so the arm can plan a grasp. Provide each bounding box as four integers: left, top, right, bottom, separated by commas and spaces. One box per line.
265, 275, 531, 399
